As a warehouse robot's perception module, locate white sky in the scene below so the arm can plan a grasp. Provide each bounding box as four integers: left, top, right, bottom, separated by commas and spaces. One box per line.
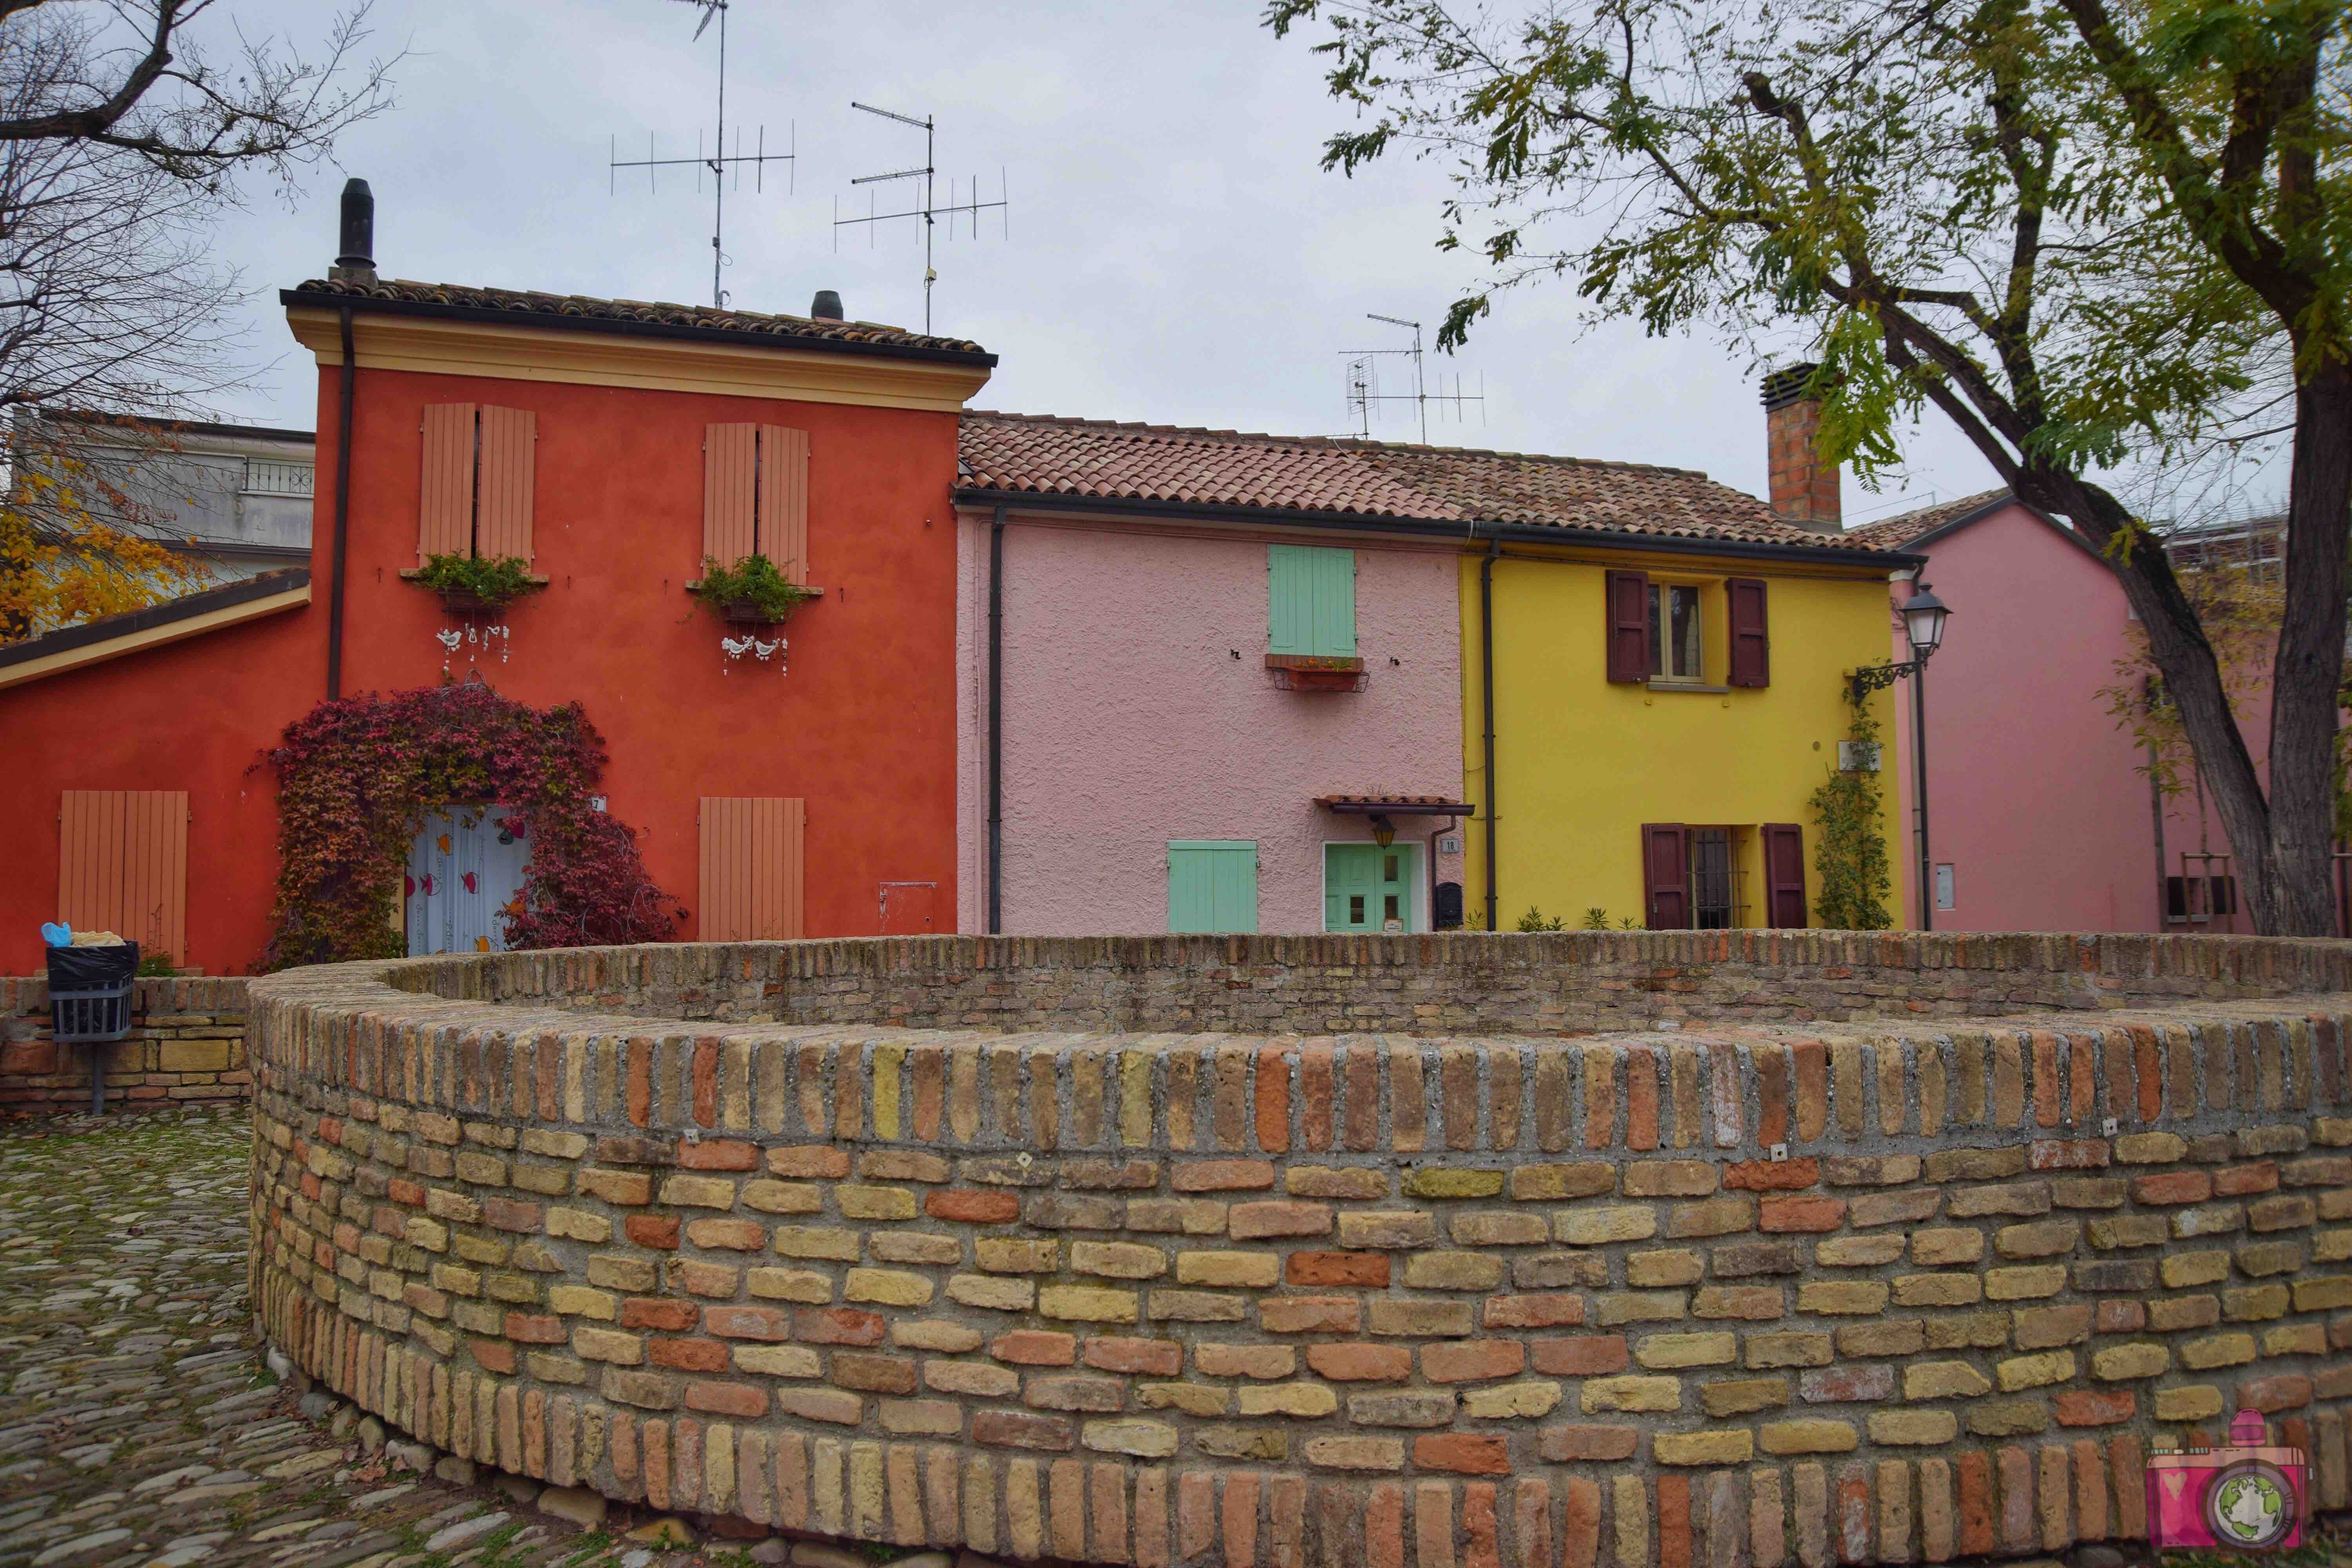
196, 0, 2010, 525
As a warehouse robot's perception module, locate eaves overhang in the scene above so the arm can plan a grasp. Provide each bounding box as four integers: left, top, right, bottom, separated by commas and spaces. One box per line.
955, 487, 1926, 571
281, 288, 1000, 371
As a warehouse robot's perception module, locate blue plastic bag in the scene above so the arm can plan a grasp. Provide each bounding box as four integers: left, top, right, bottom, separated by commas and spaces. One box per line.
39, 922, 69, 947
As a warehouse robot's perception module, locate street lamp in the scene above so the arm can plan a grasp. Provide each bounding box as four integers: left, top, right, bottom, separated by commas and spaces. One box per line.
1850, 581, 1955, 931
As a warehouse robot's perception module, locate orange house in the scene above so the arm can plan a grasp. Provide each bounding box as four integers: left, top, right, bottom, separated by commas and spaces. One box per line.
0, 186, 995, 973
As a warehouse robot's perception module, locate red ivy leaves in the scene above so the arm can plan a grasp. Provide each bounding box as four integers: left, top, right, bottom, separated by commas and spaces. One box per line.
261, 682, 681, 969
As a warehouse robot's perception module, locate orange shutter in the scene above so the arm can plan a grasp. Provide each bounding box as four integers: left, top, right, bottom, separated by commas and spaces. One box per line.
699, 797, 805, 940
474, 407, 536, 564
758, 426, 811, 583
57, 790, 188, 961
703, 424, 759, 571
417, 404, 478, 564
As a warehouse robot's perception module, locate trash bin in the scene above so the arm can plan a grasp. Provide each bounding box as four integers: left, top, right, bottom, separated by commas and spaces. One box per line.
45, 942, 140, 1114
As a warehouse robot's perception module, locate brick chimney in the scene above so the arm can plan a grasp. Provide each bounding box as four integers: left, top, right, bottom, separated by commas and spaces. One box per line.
1761, 363, 1840, 532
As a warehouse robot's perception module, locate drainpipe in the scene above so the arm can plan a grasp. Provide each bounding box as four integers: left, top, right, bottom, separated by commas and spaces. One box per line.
987, 505, 1006, 935
1429, 811, 1460, 929
1480, 540, 1500, 931
326, 305, 355, 700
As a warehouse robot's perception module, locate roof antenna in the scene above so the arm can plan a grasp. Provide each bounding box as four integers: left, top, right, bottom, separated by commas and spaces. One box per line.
609, 0, 797, 309
1339, 315, 1486, 444
833, 102, 1009, 336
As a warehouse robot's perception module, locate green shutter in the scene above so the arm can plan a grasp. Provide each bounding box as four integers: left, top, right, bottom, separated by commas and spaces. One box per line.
1269, 545, 1356, 658
1169, 840, 1259, 933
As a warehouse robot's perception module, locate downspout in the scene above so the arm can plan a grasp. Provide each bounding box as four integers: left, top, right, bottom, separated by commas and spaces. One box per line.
987, 505, 1005, 935
326, 305, 355, 700
1479, 539, 1500, 931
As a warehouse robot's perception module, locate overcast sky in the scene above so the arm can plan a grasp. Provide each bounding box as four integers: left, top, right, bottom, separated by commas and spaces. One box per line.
196, 0, 2013, 526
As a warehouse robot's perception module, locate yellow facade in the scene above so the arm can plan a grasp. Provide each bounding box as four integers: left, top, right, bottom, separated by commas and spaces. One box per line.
1458, 544, 1904, 931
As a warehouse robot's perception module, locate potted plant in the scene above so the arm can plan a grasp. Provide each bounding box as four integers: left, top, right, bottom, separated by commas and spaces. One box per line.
414, 553, 542, 615
691, 554, 817, 626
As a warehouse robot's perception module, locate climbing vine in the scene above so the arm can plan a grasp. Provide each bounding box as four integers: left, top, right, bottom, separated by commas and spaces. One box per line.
1809, 682, 1893, 930
261, 682, 681, 970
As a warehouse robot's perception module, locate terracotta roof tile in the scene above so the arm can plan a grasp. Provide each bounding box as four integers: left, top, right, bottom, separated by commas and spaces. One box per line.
1840, 489, 2012, 549
958, 412, 1896, 551
287, 277, 991, 358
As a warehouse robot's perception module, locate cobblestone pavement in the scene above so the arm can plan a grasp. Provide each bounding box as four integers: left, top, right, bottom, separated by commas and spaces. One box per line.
0, 1107, 808, 1568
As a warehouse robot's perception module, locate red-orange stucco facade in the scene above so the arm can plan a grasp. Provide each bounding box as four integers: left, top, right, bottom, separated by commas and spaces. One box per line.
0, 277, 995, 974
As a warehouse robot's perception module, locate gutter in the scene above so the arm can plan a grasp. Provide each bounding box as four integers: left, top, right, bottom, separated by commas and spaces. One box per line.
0, 567, 312, 673
283, 288, 1000, 371
987, 505, 1006, 935
953, 488, 1926, 570
327, 306, 355, 701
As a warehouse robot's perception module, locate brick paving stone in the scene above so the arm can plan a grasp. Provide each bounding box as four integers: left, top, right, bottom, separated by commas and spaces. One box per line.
0, 1108, 723, 1568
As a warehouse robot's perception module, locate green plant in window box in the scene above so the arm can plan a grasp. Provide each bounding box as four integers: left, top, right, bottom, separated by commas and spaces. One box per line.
415, 553, 541, 613
692, 553, 816, 626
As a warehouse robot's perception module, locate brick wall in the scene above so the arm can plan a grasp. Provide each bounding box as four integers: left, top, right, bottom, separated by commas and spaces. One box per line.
416, 929, 2352, 1034
0, 975, 250, 1113
248, 936, 2352, 1567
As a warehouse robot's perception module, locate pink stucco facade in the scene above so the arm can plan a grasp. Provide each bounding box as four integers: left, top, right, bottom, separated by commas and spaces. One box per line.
1889, 501, 2230, 933
955, 512, 1466, 935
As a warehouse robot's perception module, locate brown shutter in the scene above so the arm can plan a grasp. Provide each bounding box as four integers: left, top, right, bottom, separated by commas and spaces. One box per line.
417, 404, 477, 564
474, 407, 536, 564
1642, 823, 1690, 929
58, 790, 188, 960
1763, 823, 1807, 927
699, 796, 805, 941
1727, 577, 1770, 687
703, 424, 759, 569
759, 425, 811, 583
1606, 569, 1651, 682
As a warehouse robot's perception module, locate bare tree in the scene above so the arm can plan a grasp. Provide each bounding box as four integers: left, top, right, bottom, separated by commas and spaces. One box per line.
0, 0, 395, 637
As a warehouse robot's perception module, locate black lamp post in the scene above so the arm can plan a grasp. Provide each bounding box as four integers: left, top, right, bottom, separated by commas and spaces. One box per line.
1849, 582, 1954, 931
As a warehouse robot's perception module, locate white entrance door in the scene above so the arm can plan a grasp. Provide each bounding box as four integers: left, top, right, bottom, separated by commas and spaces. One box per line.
407, 806, 530, 955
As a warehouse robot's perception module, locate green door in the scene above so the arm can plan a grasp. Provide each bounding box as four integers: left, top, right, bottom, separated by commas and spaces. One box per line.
1325, 844, 1415, 933
1168, 841, 1259, 933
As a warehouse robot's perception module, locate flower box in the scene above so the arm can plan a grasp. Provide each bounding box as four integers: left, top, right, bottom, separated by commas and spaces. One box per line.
1266, 653, 1367, 693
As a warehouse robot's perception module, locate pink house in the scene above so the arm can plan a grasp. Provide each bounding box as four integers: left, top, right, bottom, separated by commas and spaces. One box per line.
951, 414, 1472, 936
1850, 491, 2252, 933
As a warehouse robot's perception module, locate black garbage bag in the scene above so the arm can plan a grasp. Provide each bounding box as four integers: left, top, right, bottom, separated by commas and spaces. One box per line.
44, 941, 141, 991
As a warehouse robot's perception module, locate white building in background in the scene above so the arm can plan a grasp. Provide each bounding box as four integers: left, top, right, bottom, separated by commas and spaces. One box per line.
18, 410, 314, 583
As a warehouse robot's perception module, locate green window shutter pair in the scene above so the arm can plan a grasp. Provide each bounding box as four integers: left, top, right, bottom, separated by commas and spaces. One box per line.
1268, 545, 1357, 658
1168, 841, 1258, 933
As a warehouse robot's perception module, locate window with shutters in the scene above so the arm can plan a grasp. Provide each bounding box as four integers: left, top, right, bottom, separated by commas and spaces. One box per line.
1644, 824, 1801, 928
1268, 546, 1356, 659
1605, 571, 1771, 689
416, 404, 536, 565
699, 797, 805, 940
703, 424, 811, 583
57, 790, 188, 961
1168, 841, 1258, 933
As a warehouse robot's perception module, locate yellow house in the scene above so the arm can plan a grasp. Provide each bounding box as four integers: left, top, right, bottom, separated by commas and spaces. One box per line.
1460, 368, 1909, 931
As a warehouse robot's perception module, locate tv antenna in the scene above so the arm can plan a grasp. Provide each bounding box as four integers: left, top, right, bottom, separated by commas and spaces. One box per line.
609, 0, 796, 309
834, 102, 1009, 335
1340, 314, 1485, 443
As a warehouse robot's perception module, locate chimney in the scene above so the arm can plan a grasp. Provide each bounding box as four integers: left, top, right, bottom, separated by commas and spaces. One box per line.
810, 289, 844, 321
330, 178, 375, 285
1761, 362, 1840, 532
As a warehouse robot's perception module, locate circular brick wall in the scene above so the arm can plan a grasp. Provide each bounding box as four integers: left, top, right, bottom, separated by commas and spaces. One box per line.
250, 933, 2352, 1568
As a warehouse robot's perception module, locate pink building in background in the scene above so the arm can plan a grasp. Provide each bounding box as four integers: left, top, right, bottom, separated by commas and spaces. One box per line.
1852, 491, 2252, 933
